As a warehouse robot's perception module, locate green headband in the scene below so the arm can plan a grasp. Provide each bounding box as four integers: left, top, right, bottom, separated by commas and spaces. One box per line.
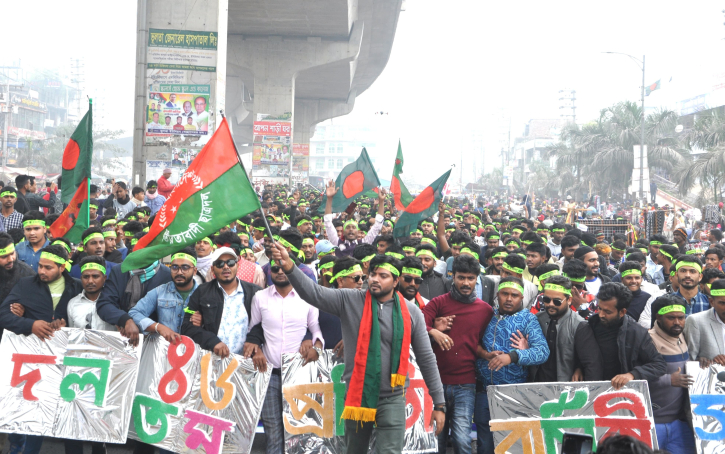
117, 221, 127, 226
416, 249, 437, 260
51, 241, 71, 254
361, 253, 376, 263
102, 219, 116, 227
319, 261, 336, 271
237, 232, 249, 238
344, 220, 358, 230
302, 238, 315, 246
402, 246, 416, 253
563, 273, 586, 283
621, 269, 642, 278
385, 251, 404, 260
522, 240, 533, 246
452, 242, 466, 247
460, 247, 479, 261
318, 249, 335, 258
485, 224, 495, 229
199, 237, 213, 246
0, 243, 16, 256
89, 204, 98, 210
254, 226, 266, 232
612, 247, 625, 252
650, 241, 663, 246
676, 261, 702, 273
415, 229, 423, 235
538, 270, 560, 281
0, 190, 16, 197
517, 253, 526, 259
128, 216, 137, 221
23, 220, 45, 228
329, 264, 362, 283
81, 263, 106, 274
637, 248, 647, 254
544, 283, 571, 296
493, 251, 509, 259
512, 227, 524, 233
506, 241, 519, 247
488, 235, 500, 240
686, 248, 703, 255
40, 251, 66, 265
498, 281, 524, 295
420, 237, 437, 247
660, 250, 673, 261
658, 305, 686, 314
143, 227, 150, 233
171, 252, 197, 266
277, 236, 300, 253
502, 262, 524, 275
83, 233, 104, 245
130, 238, 139, 246
297, 219, 312, 227
374, 263, 400, 277
402, 267, 423, 277
241, 247, 253, 255
711, 289, 725, 296
421, 221, 434, 227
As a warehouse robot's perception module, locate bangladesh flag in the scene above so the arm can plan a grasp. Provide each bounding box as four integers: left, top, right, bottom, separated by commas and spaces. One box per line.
393, 169, 451, 238
318, 148, 380, 213
60, 101, 93, 204
645, 80, 661, 96
50, 179, 90, 243
122, 118, 261, 271
390, 141, 413, 210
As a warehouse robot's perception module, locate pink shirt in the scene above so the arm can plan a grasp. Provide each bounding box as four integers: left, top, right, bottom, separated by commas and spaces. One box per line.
249, 285, 324, 369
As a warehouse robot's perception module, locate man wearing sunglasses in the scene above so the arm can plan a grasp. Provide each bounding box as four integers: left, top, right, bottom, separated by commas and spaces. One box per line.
399, 256, 427, 309
530, 275, 602, 383
422, 254, 493, 454
129, 246, 199, 345
270, 243, 446, 453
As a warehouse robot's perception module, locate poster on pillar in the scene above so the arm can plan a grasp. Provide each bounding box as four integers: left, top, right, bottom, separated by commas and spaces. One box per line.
252, 113, 293, 183
291, 143, 310, 184
145, 28, 218, 145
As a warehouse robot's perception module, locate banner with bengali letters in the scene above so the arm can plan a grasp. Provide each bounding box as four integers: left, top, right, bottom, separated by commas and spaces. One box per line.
0, 329, 143, 443
687, 361, 725, 454
487, 381, 658, 454
281, 349, 437, 454
128, 335, 271, 454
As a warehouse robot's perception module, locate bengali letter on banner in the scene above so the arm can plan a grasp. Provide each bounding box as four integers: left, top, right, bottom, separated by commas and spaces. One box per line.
687, 361, 725, 454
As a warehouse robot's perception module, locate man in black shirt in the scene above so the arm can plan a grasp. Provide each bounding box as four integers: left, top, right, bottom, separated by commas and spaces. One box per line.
589, 282, 666, 389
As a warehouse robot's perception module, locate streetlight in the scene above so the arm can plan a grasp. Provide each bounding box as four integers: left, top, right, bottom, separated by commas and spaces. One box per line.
603, 52, 646, 206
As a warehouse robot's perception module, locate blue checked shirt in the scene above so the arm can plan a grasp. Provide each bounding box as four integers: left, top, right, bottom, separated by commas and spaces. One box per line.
674, 289, 710, 315
1, 211, 23, 231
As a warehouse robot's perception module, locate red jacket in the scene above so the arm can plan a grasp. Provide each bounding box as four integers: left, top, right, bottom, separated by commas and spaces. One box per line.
157, 176, 174, 198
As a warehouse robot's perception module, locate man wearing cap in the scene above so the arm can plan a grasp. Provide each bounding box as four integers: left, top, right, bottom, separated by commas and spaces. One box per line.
575, 246, 611, 298
69, 228, 119, 278
1, 186, 23, 231
647, 294, 696, 454
323, 180, 386, 257
646, 235, 667, 285
157, 168, 175, 198
144, 180, 166, 215
673, 228, 688, 254
671, 256, 709, 316
15, 210, 50, 272
129, 246, 199, 343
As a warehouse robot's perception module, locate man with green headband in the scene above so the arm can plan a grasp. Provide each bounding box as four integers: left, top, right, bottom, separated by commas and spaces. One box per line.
271, 243, 446, 453
67, 255, 115, 331
0, 233, 35, 324
609, 239, 627, 268
16, 210, 50, 272
547, 223, 566, 258
1, 186, 23, 231
672, 256, 709, 315
129, 246, 199, 344
616, 260, 659, 324
69, 227, 120, 278
647, 294, 696, 454
646, 235, 666, 285
323, 183, 386, 258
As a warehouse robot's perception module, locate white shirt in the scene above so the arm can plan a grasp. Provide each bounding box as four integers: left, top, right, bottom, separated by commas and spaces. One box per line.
249, 285, 323, 369
217, 280, 249, 355
585, 277, 602, 298
67, 290, 115, 331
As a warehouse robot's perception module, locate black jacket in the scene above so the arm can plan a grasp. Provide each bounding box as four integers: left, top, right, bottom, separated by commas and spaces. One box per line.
419, 271, 452, 301
96, 263, 172, 328
0, 273, 82, 335
0, 261, 36, 306
588, 313, 667, 382
181, 279, 265, 351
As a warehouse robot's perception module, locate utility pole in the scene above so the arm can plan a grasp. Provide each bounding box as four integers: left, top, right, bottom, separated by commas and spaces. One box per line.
2, 81, 9, 174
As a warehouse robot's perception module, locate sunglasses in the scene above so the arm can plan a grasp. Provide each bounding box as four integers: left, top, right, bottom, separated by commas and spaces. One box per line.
402, 276, 424, 285
213, 259, 237, 268
541, 296, 565, 306
345, 275, 366, 283
270, 265, 283, 273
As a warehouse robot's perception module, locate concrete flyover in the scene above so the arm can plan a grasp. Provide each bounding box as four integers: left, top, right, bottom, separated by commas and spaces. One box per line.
132, 0, 403, 185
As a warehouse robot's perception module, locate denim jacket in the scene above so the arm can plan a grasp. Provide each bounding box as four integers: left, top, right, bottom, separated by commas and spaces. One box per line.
129, 281, 198, 333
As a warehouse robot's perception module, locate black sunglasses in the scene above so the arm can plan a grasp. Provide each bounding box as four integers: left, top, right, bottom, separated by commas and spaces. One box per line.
402, 276, 424, 285
345, 275, 365, 283
541, 296, 565, 306
213, 259, 237, 268
270, 265, 283, 273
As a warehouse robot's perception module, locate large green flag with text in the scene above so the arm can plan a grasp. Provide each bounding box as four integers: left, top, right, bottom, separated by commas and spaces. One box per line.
122, 118, 261, 271
390, 141, 413, 210
393, 169, 451, 238
318, 148, 380, 213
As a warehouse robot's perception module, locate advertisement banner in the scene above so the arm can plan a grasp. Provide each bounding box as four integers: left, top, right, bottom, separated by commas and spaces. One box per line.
687, 361, 725, 454
488, 381, 657, 454
281, 349, 437, 454
128, 335, 271, 454
252, 113, 293, 178
292, 143, 310, 172
147, 28, 218, 72
0, 329, 143, 443
8, 126, 46, 140
146, 86, 210, 142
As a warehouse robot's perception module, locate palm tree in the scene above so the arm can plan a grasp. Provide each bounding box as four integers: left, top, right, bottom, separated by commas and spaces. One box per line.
674, 110, 725, 202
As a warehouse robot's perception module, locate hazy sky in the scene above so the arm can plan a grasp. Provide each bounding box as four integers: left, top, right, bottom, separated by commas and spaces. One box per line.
4, 1, 725, 184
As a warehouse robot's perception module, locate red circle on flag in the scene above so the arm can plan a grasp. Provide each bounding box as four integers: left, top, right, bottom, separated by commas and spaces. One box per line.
342, 171, 365, 198
62, 140, 80, 170
405, 187, 435, 214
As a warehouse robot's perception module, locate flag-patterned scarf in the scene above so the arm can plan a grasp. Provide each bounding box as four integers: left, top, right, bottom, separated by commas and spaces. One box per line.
342, 290, 411, 422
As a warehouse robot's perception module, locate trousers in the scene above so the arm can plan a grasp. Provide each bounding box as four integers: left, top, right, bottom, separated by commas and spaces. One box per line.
345, 393, 406, 454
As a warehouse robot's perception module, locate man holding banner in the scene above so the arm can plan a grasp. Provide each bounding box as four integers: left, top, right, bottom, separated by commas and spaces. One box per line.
271, 242, 445, 454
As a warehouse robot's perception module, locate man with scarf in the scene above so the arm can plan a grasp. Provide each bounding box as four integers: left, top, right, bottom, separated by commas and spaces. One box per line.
194, 236, 215, 283
0, 233, 35, 339
271, 243, 445, 454
323, 181, 386, 257
143, 180, 166, 215
422, 254, 493, 454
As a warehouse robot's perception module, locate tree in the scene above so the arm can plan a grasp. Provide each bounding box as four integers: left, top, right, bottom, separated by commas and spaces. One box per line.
674, 110, 725, 202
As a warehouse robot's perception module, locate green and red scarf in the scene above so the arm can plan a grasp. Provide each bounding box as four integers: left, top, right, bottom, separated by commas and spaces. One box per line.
342, 290, 411, 422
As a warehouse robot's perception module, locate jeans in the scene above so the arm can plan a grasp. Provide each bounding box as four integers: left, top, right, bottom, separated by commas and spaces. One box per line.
474, 391, 494, 454
64, 440, 107, 454
260, 373, 284, 454
8, 434, 43, 454
655, 419, 696, 454
438, 384, 475, 454
345, 393, 406, 454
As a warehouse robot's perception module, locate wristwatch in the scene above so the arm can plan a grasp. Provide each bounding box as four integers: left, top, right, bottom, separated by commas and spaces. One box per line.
313, 346, 323, 356
433, 405, 446, 414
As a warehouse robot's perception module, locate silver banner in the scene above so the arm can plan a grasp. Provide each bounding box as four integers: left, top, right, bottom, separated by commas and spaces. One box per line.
0, 328, 143, 443
488, 380, 657, 454
128, 334, 271, 454
687, 361, 725, 454
281, 348, 437, 454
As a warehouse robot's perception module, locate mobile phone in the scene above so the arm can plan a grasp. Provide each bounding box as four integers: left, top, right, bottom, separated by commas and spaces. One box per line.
46, 181, 52, 188
561, 432, 593, 454
344, 202, 358, 216
106, 178, 112, 184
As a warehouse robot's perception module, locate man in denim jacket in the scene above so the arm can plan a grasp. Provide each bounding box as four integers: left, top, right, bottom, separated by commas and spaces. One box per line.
474, 276, 549, 454
129, 246, 198, 342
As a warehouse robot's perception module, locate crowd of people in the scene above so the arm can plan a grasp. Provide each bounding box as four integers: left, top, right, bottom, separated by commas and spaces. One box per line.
0, 173, 721, 454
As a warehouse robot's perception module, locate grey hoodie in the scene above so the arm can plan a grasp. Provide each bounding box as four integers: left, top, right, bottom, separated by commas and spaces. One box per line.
286, 266, 445, 404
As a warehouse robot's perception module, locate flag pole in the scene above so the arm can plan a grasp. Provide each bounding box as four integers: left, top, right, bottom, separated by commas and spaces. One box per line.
220, 111, 276, 241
